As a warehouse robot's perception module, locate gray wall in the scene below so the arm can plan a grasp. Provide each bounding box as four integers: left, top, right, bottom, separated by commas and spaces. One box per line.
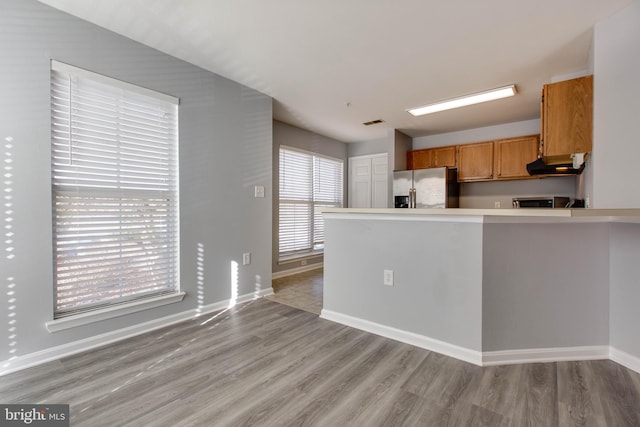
347, 129, 410, 171
460, 177, 576, 209
609, 223, 640, 358
592, 0, 640, 208
323, 214, 614, 356
393, 130, 412, 171
412, 119, 541, 149
272, 120, 348, 274
585, 0, 640, 359
0, 0, 272, 360
323, 216, 483, 351
347, 135, 392, 158
482, 223, 610, 350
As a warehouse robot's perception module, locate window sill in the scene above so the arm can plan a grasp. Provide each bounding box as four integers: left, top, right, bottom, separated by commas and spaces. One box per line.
45, 292, 186, 333
278, 251, 323, 265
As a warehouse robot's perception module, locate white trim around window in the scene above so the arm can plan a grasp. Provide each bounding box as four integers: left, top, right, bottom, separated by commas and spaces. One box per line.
50, 60, 181, 321
278, 145, 343, 261
46, 292, 186, 332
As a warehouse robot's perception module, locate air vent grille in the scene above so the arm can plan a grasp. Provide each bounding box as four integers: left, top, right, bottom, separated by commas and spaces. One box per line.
362, 119, 384, 126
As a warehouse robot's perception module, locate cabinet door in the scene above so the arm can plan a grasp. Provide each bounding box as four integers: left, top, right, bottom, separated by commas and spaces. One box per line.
432, 145, 457, 168
542, 75, 593, 157
494, 135, 539, 180
457, 142, 494, 182
408, 149, 432, 169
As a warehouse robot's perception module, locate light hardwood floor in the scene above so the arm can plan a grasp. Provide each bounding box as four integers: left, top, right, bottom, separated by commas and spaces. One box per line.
266, 268, 323, 314
2, 280, 640, 425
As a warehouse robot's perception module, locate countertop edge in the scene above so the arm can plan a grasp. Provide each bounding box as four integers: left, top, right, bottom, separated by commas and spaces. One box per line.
321, 208, 640, 222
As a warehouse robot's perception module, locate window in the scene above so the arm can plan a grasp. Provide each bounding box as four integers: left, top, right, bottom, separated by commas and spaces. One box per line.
278, 146, 343, 260
50, 60, 180, 319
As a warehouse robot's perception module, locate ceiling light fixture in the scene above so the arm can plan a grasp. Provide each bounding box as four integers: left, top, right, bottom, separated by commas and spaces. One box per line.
407, 85, 517, 117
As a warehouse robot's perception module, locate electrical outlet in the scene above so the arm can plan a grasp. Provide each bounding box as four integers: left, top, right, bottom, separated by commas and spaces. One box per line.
254, 185, 265, 198
242, 252, 251, 265
383, 269, 394, 286
494, 201, 501, 208
301, 259, 307, 266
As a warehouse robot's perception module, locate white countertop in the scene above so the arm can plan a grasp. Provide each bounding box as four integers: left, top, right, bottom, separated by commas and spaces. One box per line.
322, 208, 640, 223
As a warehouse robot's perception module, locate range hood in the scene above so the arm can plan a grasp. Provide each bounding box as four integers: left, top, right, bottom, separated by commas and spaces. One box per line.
526, 153, 586, 176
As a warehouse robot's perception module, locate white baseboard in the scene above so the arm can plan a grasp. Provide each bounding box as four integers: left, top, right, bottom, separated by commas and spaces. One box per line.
320, 309, 483, 366
5, 295, 638, 378
272, 264, 323, 279
610, 346, 640, 374
320, 309, 621, 370
0, 288, 273, 376
482, 345, 610, 366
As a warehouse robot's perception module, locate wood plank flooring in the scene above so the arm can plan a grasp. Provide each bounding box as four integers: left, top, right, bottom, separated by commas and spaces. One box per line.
2, 298, 640, 426
265, 268, 323, 314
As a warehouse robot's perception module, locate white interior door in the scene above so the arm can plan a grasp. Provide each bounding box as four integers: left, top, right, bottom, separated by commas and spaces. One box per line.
348, 153, 388, 208
371, 154, 388, 208
348, 156, 372, 208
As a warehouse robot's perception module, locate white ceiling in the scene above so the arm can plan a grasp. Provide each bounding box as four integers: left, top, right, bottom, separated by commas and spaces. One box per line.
38, 0, 632, 142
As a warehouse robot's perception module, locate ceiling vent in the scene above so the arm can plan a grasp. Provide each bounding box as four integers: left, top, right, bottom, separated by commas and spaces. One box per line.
362, 119, 384, 126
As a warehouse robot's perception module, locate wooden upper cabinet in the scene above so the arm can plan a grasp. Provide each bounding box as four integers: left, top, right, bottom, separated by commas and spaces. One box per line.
407, 145, 456, 169
407, 149, 432, 169
408, 136, 540, 182
542, 75, 593, 159
494, 135, 539, 180
457, 141, 494, 182
432, 145, 457, 168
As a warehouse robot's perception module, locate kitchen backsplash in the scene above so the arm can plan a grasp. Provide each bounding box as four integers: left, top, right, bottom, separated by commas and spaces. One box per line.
459, 175, 577, 209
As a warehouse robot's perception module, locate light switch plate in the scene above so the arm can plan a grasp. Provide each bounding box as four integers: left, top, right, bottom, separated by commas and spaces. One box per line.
254, 185, 265, 198
243, 252, 251, 265
383, 269, 394, 286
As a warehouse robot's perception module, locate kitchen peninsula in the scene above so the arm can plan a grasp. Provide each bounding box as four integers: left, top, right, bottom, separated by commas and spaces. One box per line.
320, 208, 640, 373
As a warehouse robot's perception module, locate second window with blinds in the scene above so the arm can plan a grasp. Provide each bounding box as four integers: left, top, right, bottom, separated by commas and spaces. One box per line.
278, 146, 343, 262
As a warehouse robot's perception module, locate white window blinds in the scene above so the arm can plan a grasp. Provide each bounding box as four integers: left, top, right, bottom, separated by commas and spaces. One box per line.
50, 60, 180, 318
279, 146, 343, 259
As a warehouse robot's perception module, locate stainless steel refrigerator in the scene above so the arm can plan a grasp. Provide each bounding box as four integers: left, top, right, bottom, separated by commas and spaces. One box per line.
393, 167, 459, 208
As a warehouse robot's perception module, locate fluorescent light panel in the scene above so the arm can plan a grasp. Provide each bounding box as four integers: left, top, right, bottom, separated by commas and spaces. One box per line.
407, 85, 516, 116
